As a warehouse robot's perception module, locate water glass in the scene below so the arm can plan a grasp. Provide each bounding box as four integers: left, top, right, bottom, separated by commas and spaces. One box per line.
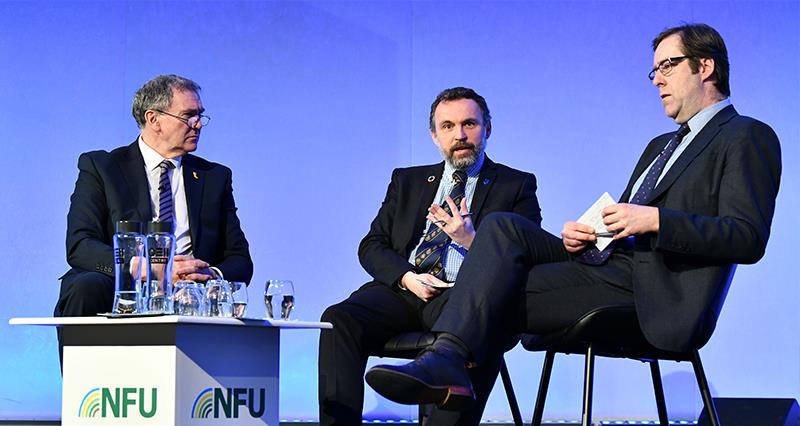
229, 281, 248, 318
205, 279, 232, 317
144, 279, 173, 314
265, 280, 295, 320
174, 281, 206, 316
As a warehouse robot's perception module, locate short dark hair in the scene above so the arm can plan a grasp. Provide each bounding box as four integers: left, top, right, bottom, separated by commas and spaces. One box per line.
429, 87, 491, 131
652, 23, 730, 96
132, 74, 202, 129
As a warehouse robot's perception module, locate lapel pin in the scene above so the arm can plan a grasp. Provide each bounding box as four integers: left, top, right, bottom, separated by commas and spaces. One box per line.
427, 175, 436, 183
192, 171, 199, 180
483, 178, 491, 185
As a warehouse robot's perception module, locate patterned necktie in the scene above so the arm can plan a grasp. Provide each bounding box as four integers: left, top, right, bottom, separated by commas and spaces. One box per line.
157, 160, 175, 223
414, 170, 467, 279
579, 123, 690, 265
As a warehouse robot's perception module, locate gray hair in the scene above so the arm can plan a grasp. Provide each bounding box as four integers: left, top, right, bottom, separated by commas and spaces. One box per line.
132, 74, 202, 129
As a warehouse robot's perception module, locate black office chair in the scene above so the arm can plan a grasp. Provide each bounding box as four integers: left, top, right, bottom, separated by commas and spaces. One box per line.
377, 331, 524, 425
522, 305, 722, 426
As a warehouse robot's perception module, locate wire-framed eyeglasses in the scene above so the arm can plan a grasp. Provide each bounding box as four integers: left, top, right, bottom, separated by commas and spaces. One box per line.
153, 109, 211, 128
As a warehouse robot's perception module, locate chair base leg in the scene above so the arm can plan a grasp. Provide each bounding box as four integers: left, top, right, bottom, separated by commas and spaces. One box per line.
691, 350, 720, 426
650, 360, 669, 426
581, 344, 595, 426
499, 359, 523, 426
531, 351, 555, 426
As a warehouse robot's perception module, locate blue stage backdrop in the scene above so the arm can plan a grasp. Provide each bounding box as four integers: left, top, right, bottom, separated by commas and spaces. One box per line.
1, 0, 797, 422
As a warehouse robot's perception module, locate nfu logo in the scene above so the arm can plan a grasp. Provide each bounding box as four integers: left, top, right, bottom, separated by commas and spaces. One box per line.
191, 387, 266, 419
78, 387, 157, 418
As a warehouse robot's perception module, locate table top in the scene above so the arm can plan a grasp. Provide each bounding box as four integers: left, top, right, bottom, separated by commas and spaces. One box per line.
9, 316, 332, 329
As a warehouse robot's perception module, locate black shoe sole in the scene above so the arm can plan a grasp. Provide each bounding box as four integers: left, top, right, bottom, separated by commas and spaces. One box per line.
365, 366, 475, 410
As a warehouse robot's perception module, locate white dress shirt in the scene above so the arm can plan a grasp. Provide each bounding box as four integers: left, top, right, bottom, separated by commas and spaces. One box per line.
138, 137, 192, 255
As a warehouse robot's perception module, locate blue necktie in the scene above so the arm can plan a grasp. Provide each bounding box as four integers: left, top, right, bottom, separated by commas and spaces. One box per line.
414, 170, 467, 279
157, 160, 175, 223
578, 124, 690, 265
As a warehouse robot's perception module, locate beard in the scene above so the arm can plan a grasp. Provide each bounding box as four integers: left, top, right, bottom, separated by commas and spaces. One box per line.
441, 138, 487, 169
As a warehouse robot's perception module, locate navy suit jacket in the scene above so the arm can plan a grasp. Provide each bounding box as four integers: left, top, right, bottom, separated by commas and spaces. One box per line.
63, 140, 253, 283
622, 105, 781, 351
358, 156, 542, 287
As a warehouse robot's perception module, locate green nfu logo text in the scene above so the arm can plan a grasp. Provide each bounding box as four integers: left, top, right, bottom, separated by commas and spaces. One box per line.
192, 387, 266, 419
78, 387, 157, 418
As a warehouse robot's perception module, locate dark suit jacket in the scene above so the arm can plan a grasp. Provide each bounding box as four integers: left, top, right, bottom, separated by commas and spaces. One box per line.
64, 140, 253, 283
621, 105, 781, 352
358, 156, 542, 287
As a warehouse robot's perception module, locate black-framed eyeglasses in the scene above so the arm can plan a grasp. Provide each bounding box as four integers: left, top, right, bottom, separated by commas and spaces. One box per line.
648, 56, 690, 81
153, 109, 211, 128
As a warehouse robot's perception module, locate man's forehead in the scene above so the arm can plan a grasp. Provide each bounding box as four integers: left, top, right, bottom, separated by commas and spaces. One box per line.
435, 99, 481, 120
654, 34, 684, 63
170, 89, 203, 111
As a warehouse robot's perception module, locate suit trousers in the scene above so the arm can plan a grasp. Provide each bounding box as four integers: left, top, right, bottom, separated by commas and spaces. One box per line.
433, 212, 636, 362
53, 269, 115, 366
319, 280, 507, 425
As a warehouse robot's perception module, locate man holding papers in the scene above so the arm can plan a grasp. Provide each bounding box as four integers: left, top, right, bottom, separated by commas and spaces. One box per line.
318, 87, 546, 425
366, 23, 782, 409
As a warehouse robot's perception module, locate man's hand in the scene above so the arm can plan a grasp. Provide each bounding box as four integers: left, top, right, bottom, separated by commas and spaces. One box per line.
400, 271, 442, 302
427, 197, 475, 249
602, 203, 659, 238
561, 221, 597, 253
172, 254, 216, 283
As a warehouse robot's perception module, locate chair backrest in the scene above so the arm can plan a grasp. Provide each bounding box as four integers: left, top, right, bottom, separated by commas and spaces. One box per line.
691, 264, 737, 350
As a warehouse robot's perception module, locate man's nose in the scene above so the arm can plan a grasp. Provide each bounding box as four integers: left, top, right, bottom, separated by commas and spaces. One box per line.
652, 72, 665, 87
455, 125, 467, 140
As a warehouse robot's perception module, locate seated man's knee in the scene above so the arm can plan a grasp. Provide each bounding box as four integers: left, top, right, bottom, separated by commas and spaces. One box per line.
69, 272, 113, 297
482, 211, 527, 235
58, 272, 113, 316
321, 303, 349, 324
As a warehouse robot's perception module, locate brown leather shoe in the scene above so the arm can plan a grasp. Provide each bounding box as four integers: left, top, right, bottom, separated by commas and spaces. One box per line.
365, 345, 475, 410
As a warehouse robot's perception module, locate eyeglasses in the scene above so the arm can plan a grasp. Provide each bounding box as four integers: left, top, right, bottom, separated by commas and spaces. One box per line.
648, 56, 690, 81
153, 109, 211, 128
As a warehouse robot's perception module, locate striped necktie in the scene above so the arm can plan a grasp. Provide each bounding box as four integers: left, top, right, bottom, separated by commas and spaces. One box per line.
157, 160, 175, 223
578, 124, 690, 265
413, 170, 467, 280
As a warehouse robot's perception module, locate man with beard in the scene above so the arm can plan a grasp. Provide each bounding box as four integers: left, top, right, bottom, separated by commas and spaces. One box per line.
365, 23, 781, 414
318, 87, 543, 424
55, 74, 253, 361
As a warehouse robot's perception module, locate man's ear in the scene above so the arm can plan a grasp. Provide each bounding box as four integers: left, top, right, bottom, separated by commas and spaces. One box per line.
485, 121, 492, 139
145, 110, 160, 130
699, 57, 716, 81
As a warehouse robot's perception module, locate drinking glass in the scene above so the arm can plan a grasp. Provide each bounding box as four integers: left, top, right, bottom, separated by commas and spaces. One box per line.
265, 280, 295, 320
229, 281, 248, 318
173, 281, 205, 316
205, 279, 232, 317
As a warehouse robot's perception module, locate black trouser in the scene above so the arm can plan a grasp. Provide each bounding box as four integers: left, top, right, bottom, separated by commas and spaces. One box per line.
53, 269, 114, 367
433, 212, 636, 362
318, 280, 507, 425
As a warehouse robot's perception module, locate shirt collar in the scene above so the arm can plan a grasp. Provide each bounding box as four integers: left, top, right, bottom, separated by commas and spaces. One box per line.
138, 136, 182, 172
686, 98, 731, 136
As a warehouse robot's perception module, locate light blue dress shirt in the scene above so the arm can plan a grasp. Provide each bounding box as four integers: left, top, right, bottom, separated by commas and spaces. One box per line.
628, 99, 731, 200
408, 153, 485, 282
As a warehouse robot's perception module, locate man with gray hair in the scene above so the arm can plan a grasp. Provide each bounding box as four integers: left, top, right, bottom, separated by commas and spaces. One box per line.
55, 75, 252, 355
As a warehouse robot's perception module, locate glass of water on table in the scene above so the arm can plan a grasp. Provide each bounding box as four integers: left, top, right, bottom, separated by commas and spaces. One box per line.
265, 280, 294, 320
229, 281, 248, 318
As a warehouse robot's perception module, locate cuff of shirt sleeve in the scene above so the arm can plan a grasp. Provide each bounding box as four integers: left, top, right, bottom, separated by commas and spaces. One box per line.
452, 240, 469, 252
210, 266, 224, 280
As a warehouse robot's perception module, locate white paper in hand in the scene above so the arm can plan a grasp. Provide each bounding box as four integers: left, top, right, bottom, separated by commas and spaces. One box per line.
576, 192, 616, 251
